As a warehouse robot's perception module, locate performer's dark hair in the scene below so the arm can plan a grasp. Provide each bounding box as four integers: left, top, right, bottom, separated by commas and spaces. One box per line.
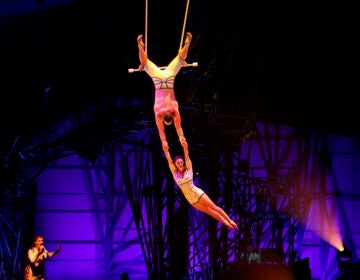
173, 155, 183, 162
163, 115, 174, 125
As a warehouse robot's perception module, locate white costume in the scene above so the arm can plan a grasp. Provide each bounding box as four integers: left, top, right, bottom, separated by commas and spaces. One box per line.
174, 169, 205, 205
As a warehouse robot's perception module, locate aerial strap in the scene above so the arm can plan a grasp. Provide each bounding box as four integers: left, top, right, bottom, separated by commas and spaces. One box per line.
143, 0, 190, 52
129, 0, 197, 73
179, 0, 190, 51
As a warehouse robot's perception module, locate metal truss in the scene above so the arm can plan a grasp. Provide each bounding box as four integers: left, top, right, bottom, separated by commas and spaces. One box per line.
0, 93, 348, 279
175, 106, 312, 279
0, 95, 154, 278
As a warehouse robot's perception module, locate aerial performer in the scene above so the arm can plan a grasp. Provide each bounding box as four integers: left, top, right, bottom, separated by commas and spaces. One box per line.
163, 142, 238, 230
135, 31, 194, 153
129, 0, 238, 230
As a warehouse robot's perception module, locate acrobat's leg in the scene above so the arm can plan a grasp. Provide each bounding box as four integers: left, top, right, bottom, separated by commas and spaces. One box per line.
198, 194, 238, 229
192, 199, 234, 229
179, 32, 192, 60
137, 34, 147, 65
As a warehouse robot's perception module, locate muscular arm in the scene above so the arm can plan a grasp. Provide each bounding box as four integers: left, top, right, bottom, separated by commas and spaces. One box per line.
173, 110, 190, 159
156, 116, 167, 145
173, 110, 187, 145
164, 149, 177, 174
160, 137, 177, 176
155, 117, 175, 173
155, 117, 178, 176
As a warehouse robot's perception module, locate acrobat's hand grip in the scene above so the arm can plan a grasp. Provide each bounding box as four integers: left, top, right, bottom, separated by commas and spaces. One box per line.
184, 62, 198, 67
128, 68, 138, 73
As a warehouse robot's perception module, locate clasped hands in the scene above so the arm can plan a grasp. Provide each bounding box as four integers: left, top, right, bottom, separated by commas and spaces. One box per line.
162, 141, 169, 152
162, 137, 187, 152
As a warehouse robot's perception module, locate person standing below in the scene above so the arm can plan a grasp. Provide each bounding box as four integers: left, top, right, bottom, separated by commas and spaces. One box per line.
24, 235, 61, 280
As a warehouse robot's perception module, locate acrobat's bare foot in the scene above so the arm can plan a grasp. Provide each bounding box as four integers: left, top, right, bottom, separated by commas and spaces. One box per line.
223, 220, 234, 230
137, 35, 145, 48
185, 32, 192, 45
229, 220, 238, 230
225, 223, 232, 230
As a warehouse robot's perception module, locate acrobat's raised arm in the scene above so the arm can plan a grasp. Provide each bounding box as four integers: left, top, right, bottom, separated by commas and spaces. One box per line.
155, 116, 172, 154
181, 139, 192, 171
162, 141, 177, 175
173, 109, 188, 147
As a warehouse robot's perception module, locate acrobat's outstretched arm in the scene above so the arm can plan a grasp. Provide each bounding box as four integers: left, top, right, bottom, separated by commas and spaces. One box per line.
155, 116, 169, 151
162, 138, 177, 175
172, 109, 189, 155
181, 138, 192, 171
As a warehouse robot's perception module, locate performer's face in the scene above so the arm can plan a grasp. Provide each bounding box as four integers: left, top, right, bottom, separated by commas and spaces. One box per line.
35, 237, 44, 249
174, 157, 185, 171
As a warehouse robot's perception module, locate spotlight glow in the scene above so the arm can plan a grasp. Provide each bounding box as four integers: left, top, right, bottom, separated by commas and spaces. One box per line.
304, 195, 344, 250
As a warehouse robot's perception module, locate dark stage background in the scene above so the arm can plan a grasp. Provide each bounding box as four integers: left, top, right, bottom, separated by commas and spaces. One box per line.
0, 1, 359, 279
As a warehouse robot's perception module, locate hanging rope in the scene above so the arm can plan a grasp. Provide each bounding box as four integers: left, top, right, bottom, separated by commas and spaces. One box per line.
128, 0, 197, 73
179, 0, 190, 51
143, 0, 189, 52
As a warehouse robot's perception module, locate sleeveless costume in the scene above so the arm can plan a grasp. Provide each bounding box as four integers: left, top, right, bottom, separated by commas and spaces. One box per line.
143, 56, 184, 89
174, 169, 204, 204
143, 56, 186, 118
142, 52, 204, 204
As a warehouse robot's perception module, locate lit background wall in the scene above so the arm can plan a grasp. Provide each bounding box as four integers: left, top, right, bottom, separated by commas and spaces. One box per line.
29, 123, 360, 280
